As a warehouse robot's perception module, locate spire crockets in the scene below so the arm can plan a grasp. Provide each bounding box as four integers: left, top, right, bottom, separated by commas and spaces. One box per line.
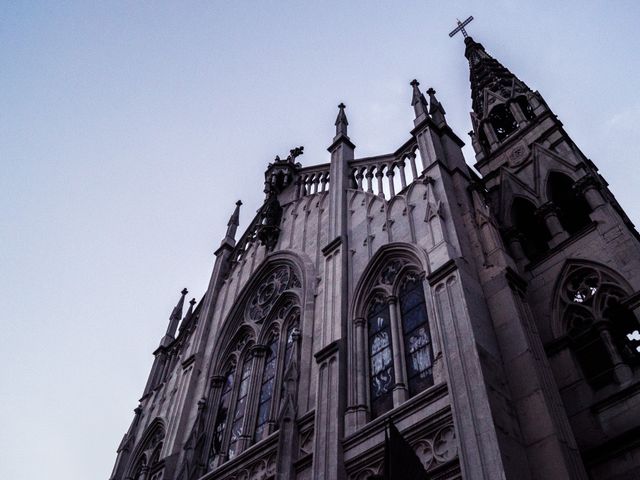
164, 288, 187, 341
334, 102, 349, 139
221, 200, 242, 247
464, 36, 530, 117
410, 79, 428, 122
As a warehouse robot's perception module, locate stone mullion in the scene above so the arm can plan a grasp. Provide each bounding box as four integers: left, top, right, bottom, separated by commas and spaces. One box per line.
387, 296, 408, 405
267, 337, 288, 436
239, 346, 266, 451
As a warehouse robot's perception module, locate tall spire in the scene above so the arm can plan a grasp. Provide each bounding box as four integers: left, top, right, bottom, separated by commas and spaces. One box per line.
410, 79, 428, 122
163, 288, 187, 342
464, 36, 530, 117
221, 200, 242, 247
334, 103, 349, 139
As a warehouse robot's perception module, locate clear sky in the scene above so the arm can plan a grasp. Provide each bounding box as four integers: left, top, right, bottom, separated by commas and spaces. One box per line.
1, 1, 639, 479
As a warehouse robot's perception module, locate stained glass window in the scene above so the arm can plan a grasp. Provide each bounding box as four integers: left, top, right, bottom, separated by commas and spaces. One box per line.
368, 295, 394, 418
399, 276, 434, 396
227, 357, 252, 458
212, 367, 234, 455
254, 335, 278, 442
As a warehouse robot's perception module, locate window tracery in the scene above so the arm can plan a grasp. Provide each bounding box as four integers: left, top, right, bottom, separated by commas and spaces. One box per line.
246, 266, 300, 323
209, 265, 303, 466
558, 264, 640, 388
361, 258, 435, 420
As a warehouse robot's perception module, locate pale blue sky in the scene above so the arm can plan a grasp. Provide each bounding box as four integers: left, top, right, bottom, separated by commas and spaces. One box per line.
2, 1, 639, 479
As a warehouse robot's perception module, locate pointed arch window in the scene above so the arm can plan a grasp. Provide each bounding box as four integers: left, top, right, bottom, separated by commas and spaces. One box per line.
548, 172, 591, 235
399, 274, 434, 395
254, 332, 278, 442
209, 310, 302, 466
489, 104, 519, 141
212, 367, 235, 455
511, 197, 550, 260
364, 263, 435, 420
515, 96, 536, 121
559, 265, 640, 388
368, 294, 395, 418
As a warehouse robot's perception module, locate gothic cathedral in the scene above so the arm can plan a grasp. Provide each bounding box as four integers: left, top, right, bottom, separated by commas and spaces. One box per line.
109, 35, 640, 480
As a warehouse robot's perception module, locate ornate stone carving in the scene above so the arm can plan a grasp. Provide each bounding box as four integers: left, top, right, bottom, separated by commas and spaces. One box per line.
246, 266, 299, 324
379, 259, 405, 285
506, 140, 530, 168
348, 422, 457, 479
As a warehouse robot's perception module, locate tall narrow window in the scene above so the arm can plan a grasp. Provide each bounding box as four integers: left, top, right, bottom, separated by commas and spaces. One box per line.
516, 96, 536, 121
512, 198, 550, 260
548, 172, 591, 235
254, 334, 278, 442
212, 367, 235, 455
368, 294, 394, 418
488, 104, 519, 141
559, 265, 640, 388
228, 357, 252, 459
399, 275, 434, 395
284, 323, 296, 367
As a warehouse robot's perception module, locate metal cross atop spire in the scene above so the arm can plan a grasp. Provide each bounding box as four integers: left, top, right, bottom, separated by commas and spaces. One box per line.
449, 16, 474, 39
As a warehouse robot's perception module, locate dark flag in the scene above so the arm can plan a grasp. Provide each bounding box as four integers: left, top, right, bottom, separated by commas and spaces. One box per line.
383, 420, 429, 480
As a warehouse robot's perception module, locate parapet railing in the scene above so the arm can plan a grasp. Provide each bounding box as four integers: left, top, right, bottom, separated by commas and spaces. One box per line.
348, 139, 423, 200
295, 163, 331, 199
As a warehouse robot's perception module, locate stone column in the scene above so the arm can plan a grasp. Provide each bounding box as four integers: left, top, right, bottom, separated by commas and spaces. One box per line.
503, 227, 528, 266
311, 340, 346, 480
482, 121, 500, 150
509, 101, 529, 128
345, 317, 368, 435
595, 322, 632, 384
574, 175, 609, 225
387, 296, 408, 404
536, 202, 568, 247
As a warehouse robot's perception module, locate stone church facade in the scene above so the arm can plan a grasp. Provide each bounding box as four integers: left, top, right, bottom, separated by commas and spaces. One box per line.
109, 36, 640, 480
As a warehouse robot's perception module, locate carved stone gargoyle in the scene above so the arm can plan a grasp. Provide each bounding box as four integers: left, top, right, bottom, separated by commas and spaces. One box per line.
256, 191, 283, 251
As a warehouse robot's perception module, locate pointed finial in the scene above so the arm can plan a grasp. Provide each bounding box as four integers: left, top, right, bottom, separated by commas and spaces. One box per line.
335, 102, 349, 138
410, 79, 428, 120
164, 288, 188, 340
220, 200, 242, 247
186, 297, 196, 316
179, 298, 197, 333
426, 87, 447, 127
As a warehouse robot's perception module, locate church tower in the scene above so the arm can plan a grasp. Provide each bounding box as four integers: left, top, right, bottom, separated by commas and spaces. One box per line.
109, 31, 640, 480
464, 35, 640, 478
